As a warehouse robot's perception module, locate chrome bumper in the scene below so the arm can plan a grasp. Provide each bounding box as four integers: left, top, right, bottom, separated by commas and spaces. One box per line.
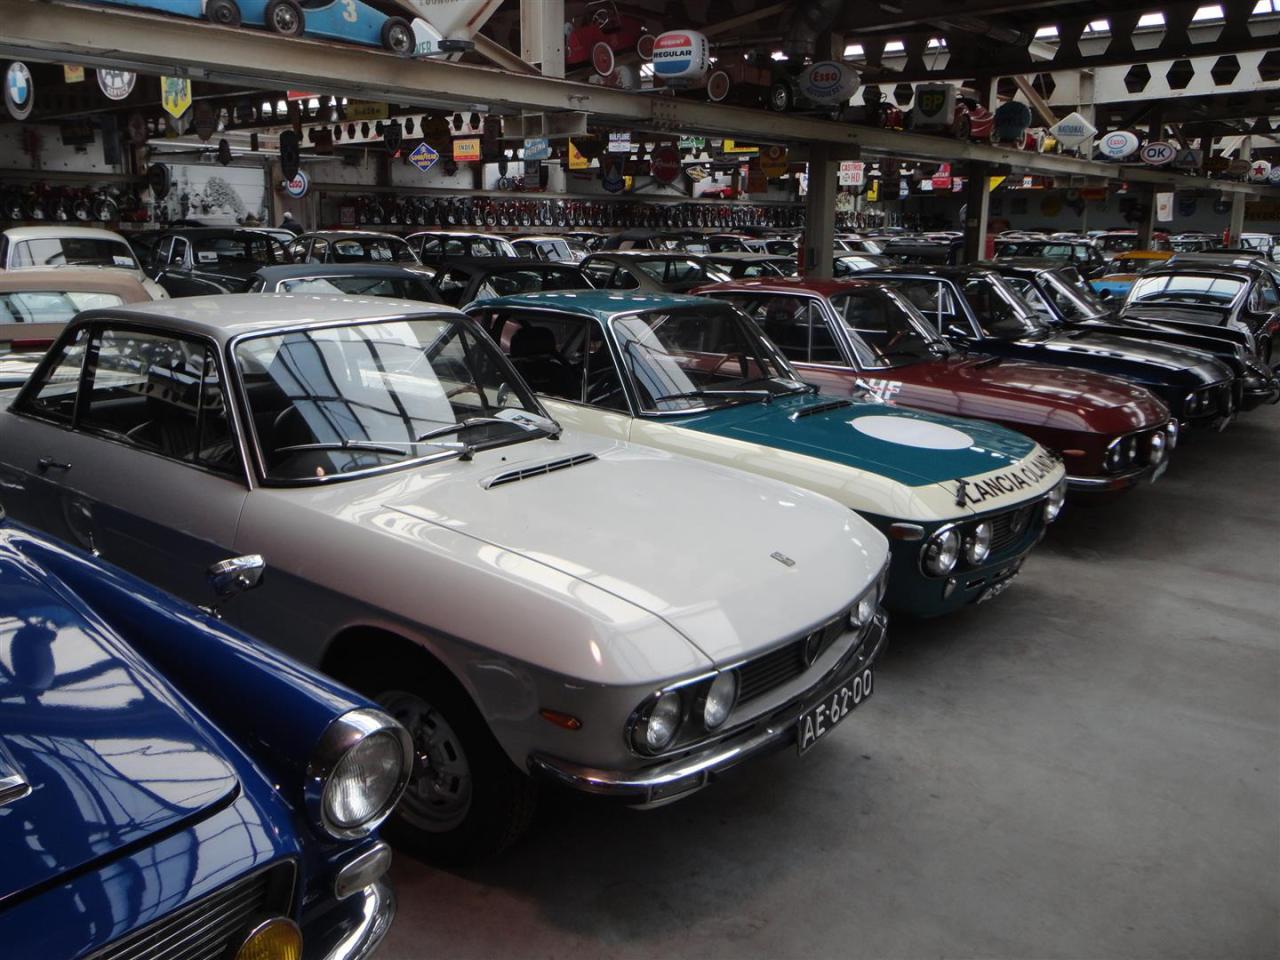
529, 615, 889, 807
307, 879, 395, 960
1067, 463, 1160, 492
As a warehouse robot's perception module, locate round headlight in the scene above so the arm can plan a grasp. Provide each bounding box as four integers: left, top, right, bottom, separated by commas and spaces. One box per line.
703, 672, 737, 730
965, 520, 992, 564
1149, 430, 1166, 464
922, 526, 960, 576
307, 709, 411, 840
1166, 420, 1179, 449
233, 917, 302, 960
1045, 478, 1067, 523
640, 691, 682, 752
1126, 436, 1139, 461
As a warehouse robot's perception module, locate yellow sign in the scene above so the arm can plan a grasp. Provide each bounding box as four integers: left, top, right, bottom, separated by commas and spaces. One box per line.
759, 145, 789, 178
722, 139, 758, 154
866, 180, 879, 202
63, 65, 84, 84
345, 100, 388, 122
160, 76, 192, 119
568, 139, 589, 170
988, 176, 1007, 192
453, 137, 481, 162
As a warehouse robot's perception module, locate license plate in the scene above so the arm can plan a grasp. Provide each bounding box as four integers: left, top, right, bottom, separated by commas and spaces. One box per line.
976, 570, 1019, 604
797, 668, 873, 756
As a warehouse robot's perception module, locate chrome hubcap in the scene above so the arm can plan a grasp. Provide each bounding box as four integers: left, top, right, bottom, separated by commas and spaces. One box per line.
377, 689, 472, 832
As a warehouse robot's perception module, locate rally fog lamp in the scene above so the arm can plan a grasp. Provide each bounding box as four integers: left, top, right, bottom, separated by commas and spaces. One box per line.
1104, 438, 1124, 473
635, 690, 683, 752
702, 672, 738, 730
233, 917, 302, 960
1045, 478, 1067, 523
964, 520, 993, 565
1126, 436, 1139, 462
1149, 430, 1166, 465
921, 526, 960, 576
308, 709, 412, 840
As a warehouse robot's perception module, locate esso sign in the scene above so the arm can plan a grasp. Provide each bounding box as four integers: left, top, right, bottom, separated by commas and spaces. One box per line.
1098, 130, 1139, 159
1140, 141, 1176, 166
650, 144, 681, 183
798, 61, 858, 105
283, 170, 310, 198
651, 30, 710, 84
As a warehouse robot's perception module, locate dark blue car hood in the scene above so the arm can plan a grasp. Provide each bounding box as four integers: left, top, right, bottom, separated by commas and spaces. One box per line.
1003, 329, 1231, 387
0, 536, 237, 904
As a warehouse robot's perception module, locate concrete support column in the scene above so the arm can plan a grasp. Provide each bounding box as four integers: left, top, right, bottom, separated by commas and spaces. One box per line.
961, 163, 991, 264
803, 142, 836, 278
520, 0, 564, 78
1136, 185, 1157, 248
1226, 137, 1251, 246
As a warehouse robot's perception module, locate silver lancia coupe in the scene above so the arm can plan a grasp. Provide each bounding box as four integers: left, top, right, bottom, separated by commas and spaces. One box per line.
0, 295, 889, 863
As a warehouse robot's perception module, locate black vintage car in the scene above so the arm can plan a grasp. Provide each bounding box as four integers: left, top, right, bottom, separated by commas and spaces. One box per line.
247, 263, 441, 302
988, 260, 1280, 411
994, 238, 1108, 279
854, 265, 1240, 430
148, 228, 291, 296
1122, 255, 1280, 372
288, 230, 422, 267
431, 256, 594, 306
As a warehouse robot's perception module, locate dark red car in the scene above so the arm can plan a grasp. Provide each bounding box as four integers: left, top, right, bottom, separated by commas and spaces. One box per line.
694, 277, 1178, 494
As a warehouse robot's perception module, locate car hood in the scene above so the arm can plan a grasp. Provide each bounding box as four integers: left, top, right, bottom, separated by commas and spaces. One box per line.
672, 392, 1044, 489
1121, 303, 1229, 327
1016, 330, 1230, 385
346, 437, 887, 665
0, 536, 238, 902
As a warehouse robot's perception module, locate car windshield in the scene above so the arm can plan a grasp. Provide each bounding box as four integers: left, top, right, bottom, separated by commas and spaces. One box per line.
1040, 270, 1110, 321
996, 241, 1085, 261
833, 255, 890, 276
963, 274, 1050, 338
475, 267, 592, 299
1128, 273, 1245, 306
828, 289, 948, 367
234, 315, 552, 482
331, 237, 417, 264
765, 240, 797, 255
0, 290, 127, 324
611, 304, 807, 413
633, 258, 723, 284
276, 275, 438, 301
10, 237, 139, 270
718, 259, 785, 278
1099, 235, 1139, 253
194, 234, 287, 267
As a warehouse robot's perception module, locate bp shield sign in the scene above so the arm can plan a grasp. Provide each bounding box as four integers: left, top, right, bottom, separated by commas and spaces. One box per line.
5, 62, 33, 121
1139, 141, 1176, 166
911, 83, 954, 131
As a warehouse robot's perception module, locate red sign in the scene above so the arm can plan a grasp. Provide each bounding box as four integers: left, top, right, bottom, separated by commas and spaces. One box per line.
650, 144, 681, 183
592, 41, 615, 76
931, 163, 953, 191
286, 91, 318, 101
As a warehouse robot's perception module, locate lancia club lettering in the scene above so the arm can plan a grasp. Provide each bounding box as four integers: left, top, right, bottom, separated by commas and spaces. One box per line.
958, 450, 1059, 506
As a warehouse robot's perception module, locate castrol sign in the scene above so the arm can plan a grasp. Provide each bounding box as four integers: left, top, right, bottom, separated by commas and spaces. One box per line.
651, 30, 710, 84
799, 61, 858, 105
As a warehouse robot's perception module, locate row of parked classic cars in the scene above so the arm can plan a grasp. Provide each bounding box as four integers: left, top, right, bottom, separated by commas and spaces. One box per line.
0, 218, 1276, 959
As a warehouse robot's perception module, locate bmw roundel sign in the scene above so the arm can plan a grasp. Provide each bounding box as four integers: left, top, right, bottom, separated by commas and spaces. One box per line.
799, 61, 858, 105
1139, 141, 1176, 166
5, 62, 33, 121
651, 31, 710, 83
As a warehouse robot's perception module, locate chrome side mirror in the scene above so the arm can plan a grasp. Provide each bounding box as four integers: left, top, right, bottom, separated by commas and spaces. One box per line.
204, 554, 265, 618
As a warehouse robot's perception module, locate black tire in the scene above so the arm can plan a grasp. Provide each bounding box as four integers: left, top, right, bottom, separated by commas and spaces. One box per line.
382, 17, 414, 57
265, 0, 304, 37
206, 0, 241, 27
768, 81, 792, 113
344, 651, 538, 866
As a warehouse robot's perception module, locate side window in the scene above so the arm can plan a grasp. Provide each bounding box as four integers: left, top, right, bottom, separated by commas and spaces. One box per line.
806, 301, 843, 365
434, 270, 467, 305
500, 311, 590, 404
169, 238, 189, 267
77, 329, 241, 475
610, 268, 640, 290
1259, 280, 1280, 309
582, 261, 616, 286
289, 240, 309, 261
1005, 277, 1053, 316
310, 239, 329, 263
17, 327, 89, 424
749, 295, 809, 363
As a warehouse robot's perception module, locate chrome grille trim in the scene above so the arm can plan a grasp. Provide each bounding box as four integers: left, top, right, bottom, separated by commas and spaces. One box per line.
737, 607, 850, 705
91, 861, 295, 960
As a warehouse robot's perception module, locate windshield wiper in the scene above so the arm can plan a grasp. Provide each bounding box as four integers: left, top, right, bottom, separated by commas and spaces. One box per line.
652, 388, 774, 405
416, 415, 559, 443
274, 440, 416, 457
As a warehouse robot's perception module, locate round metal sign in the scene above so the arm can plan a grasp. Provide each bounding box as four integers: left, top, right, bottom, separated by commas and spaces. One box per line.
1269, 166, 1280, 185
1247, 160, 1272, 183
5, 62, 34, 121
636, 33, 655, 60
798, 61, 858, 105
650, 144, 681, 183
1139, 141, 1176, 166
759, 145, 789, 178
97, 68, 137, 101
706, 69, 731, 102
284, 169, 310, 198
591, 41, 615, 77
1098, 130, 1139, 160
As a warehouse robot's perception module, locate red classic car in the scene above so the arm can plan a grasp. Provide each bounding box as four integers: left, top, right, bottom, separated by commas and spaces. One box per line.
693, 277, 1178, 494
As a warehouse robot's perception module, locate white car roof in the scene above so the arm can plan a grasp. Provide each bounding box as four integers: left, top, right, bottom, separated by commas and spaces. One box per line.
3, 225, 133, 242
513, 236, 567, 243
72, 293, 464, 342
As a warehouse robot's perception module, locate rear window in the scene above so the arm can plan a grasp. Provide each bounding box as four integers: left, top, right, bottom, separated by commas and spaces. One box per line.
476, 268, 591, 298
1129, 274, 1245, 306
194, 235, 288, 266
1, 290, 126, 325
331, 238, 416, 263
10, 237, 138, 270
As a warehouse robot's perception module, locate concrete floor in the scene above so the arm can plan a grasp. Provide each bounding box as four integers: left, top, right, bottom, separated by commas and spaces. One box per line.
379, 409, 1280, 960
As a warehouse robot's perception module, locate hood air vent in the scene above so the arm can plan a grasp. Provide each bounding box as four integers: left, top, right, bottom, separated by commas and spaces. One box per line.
789, 399, 853, 421
481, 453, 598, 489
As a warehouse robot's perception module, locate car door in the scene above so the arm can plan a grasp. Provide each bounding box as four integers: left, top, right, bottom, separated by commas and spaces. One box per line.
719, 292, 854, 395
0, 321, 249, 605
152, 236, 201, 297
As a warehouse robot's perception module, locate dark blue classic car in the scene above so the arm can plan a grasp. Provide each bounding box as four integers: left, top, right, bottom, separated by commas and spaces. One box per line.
0, 511, 409, 959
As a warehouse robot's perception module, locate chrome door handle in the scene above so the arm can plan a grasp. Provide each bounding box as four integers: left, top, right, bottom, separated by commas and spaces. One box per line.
37, 458, 71, 472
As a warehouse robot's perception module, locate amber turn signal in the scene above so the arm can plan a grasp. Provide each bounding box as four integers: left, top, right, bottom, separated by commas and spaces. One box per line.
540, 709, 583, 730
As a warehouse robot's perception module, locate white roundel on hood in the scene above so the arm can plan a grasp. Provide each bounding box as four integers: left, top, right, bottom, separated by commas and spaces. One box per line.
851, 415, 974, 450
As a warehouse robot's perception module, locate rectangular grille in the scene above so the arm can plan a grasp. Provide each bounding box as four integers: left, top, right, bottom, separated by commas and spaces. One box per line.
95, 862, 292, 960
737, 612, 849, 705
988, 505, 1033, 556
